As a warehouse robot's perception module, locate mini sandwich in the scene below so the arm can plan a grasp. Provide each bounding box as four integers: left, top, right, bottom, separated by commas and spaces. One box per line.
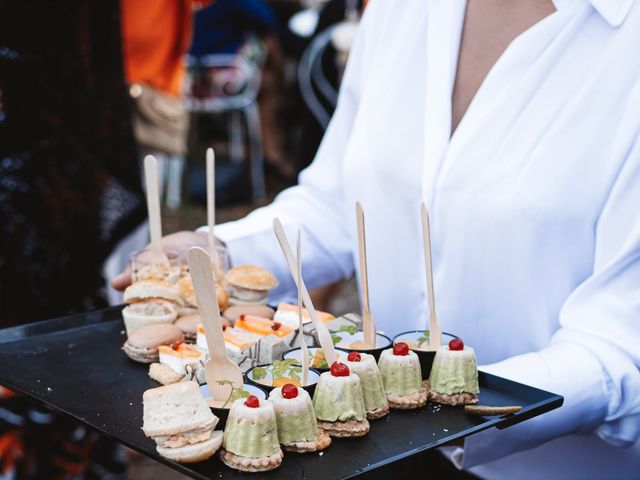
124, 279, 179, 304
225, 265, 278, 305
123, 324, 184, 364
133, 262, 181, 284
122, 280, 180, 335
177, 275, 229, 316
273, 303, 335, 329
143, 382, 222, 463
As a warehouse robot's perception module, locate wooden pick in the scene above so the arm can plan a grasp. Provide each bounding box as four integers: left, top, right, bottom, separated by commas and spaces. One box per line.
187, 247, 243, 402
297, 230, 309, 385
421, 203, 442, 350
143, 155, 169, 266
206, 148, 221, 278
356, 202, 376, 348
272, 218, 337, 366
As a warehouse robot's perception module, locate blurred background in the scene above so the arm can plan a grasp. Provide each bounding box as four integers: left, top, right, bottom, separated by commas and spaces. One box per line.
0, 0, 364, 478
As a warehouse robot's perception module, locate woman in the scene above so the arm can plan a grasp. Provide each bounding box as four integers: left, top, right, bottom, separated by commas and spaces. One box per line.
114, 1, 640, 478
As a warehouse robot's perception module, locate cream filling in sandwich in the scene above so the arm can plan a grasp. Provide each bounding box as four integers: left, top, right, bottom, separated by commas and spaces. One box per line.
153, 418, 217, 449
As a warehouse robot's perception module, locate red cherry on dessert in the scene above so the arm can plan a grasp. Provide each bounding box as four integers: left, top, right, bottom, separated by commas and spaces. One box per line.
330, 361, 350, 377
449, 339, 464, 351
347, 351, 362, 362
393, 342, 410, 356
244, 395, 260, 408
282, 383, 299, 399
271, 322, 282, 331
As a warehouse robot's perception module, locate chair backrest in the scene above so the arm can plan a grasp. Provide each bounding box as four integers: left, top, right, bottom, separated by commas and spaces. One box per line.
183, 52, 262, 113
297, 26, 339, 129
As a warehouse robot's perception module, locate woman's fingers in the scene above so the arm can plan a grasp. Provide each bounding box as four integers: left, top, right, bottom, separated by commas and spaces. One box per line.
110, 231, 210, 291
111, 269, 132, 292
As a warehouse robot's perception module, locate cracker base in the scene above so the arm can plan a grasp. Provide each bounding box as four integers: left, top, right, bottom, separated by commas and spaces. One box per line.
219, 448, 283, 472
282, 429, 331, 453
317, 418, 370, 438
430, 391, 478, 406
366, 403, 390, 420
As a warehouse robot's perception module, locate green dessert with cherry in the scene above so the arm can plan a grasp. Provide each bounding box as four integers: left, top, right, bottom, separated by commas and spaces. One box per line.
343, 351, 389, 419
378, 342, 429, 409
312, 361, 369, 438
220, 395, 283, 472
429, 339, 479, 405
269, 383, 331, 453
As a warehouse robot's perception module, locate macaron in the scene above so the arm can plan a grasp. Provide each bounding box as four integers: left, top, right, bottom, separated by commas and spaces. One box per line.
222, 304, 275, 324
174, 315, 205, 343
123, 324, 184, 364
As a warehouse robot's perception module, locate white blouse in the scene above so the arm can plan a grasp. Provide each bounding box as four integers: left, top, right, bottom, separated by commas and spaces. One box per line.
215, 0, 640, 477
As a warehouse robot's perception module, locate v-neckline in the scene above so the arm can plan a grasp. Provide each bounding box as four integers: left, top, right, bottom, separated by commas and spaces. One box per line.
449, 1, 561, 140
421, 0, 572, 207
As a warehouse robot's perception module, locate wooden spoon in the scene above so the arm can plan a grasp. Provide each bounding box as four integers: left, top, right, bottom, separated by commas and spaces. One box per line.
297, 230, 310, 386
272, 218, 338, 366
206, 148, 222, 279
187, 246, 243, 403
420, 203, 442, 350
356, 202, 376, 348
143, 155, 169, 267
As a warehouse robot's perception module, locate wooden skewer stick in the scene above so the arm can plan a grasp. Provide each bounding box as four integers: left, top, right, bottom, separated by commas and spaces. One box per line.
206, 148, 221, 277
187, 247, 243, 402
297, 230, 309, 386
356, 202, 376, 348
421, 203, 442, 350
273, 218, 337, 366
143, 155, 169, 266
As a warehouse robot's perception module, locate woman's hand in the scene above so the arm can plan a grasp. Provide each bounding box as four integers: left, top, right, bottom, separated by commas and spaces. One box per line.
110, 230, 209, 291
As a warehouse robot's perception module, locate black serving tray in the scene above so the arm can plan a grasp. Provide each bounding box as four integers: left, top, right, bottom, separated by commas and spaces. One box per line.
0, 307, 563, 479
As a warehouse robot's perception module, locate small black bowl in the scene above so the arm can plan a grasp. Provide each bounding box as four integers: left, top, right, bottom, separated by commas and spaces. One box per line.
199, 383, 267, 429
245, 363, 322, 397
281, 346, 351, 373
334, 332, 393, 361
392, 331, 459, 379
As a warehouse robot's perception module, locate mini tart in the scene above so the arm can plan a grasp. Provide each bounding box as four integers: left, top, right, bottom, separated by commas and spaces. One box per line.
313, 371, 369, 438
343, 353, 389, 419
378, 348, 427, 409
269, 387, 331, 453
429, 344, 480, 405
222, 399, 282, 472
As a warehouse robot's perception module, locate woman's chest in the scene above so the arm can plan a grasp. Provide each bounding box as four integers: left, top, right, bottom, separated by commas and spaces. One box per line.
342, 11, 637, 231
